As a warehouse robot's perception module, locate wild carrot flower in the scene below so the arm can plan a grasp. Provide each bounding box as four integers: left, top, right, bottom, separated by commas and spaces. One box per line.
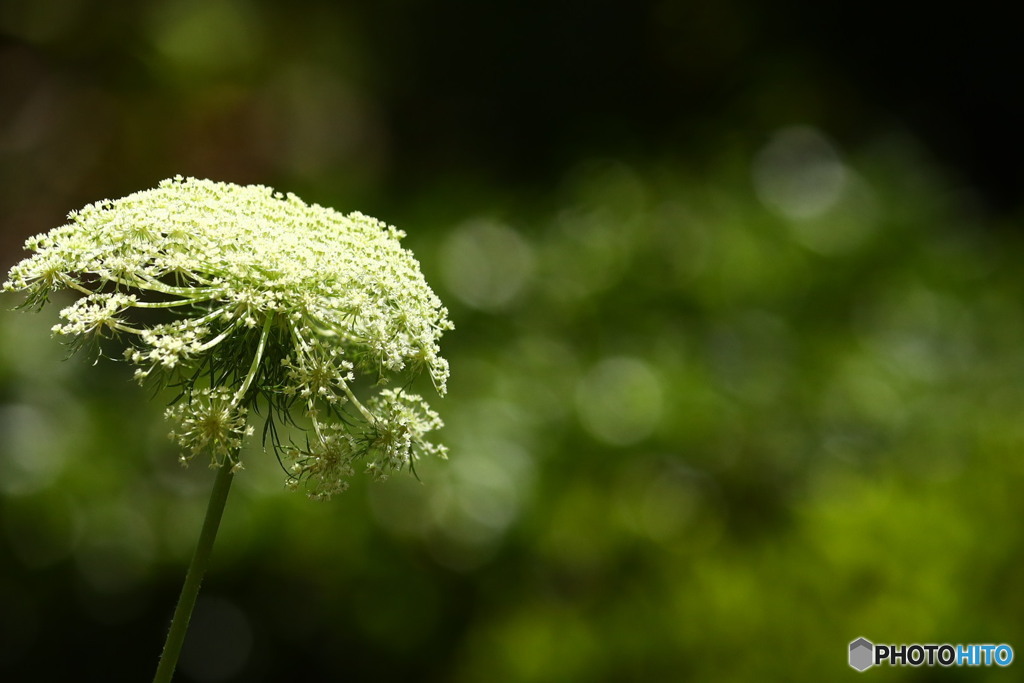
3, 176, 452, 498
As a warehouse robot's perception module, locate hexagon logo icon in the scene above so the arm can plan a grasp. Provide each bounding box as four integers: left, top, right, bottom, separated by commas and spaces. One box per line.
849, 637, 874, 671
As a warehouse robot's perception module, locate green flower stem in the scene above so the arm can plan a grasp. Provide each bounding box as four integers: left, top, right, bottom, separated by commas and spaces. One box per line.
153, 459, 236, 683
233, 315, 273, 404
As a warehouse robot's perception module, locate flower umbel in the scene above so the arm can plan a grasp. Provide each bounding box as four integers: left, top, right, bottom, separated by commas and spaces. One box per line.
166, 387, 254, 469
3, 176, 452, 498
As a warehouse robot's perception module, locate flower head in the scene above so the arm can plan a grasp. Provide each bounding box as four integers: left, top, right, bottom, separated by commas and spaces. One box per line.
3, 176, 452, 497
166, 387, 254, 469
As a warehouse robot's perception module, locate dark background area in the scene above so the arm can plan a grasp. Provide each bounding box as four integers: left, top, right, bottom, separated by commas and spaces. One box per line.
1, 0, 1021, 229
376, 0, 1024, 211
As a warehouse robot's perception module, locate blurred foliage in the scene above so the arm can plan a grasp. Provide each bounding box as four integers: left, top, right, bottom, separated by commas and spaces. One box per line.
3, 0, 1024, 681
4, 124, 1024, 681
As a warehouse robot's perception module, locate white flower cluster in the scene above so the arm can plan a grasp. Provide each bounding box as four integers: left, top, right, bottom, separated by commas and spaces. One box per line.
283, 389, 447, 500
166, 387, 254, 469
3, 176, 453, 497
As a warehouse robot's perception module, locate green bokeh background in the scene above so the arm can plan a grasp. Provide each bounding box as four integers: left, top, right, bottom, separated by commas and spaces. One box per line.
1, 1, 1022, 681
